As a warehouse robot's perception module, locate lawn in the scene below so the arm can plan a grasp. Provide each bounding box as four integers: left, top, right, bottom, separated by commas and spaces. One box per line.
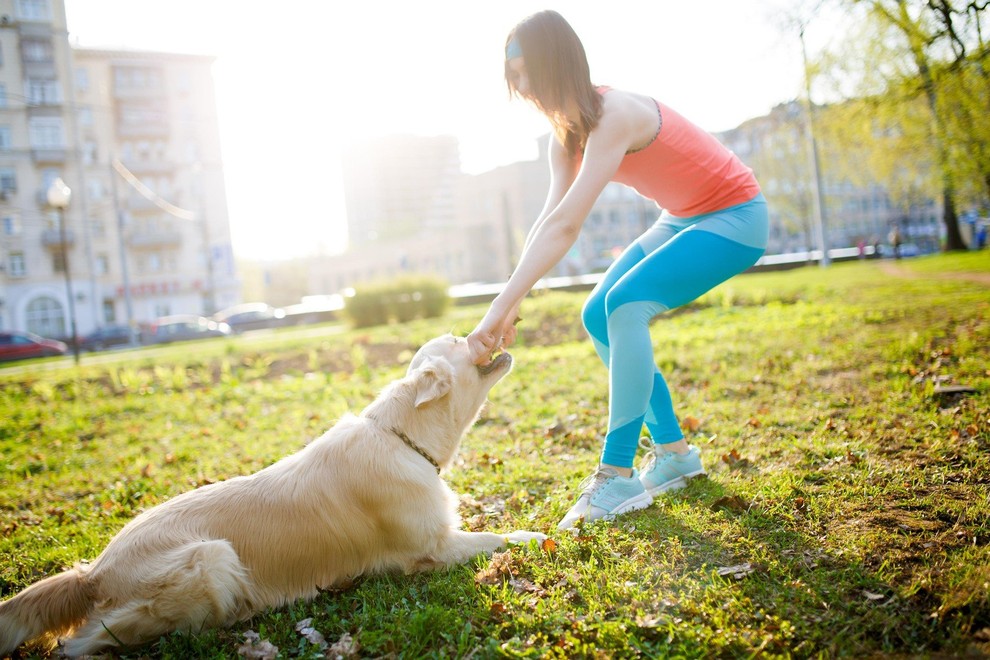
1, 253, 988, 658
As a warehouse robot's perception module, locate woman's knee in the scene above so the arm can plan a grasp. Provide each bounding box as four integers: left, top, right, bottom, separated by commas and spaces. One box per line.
581, 289, 608, 337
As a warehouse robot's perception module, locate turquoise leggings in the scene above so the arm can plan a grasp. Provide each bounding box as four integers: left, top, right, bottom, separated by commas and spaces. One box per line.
581, 194, 769, 468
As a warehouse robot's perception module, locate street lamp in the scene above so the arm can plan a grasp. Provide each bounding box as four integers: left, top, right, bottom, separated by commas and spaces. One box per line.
47, 177, 80, 364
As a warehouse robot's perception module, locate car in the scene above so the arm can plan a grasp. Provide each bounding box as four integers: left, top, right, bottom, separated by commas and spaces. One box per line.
211, 302, 286, 333
79, 324, 135, 351
143, 315, 231, 345
0, 331, 68, 363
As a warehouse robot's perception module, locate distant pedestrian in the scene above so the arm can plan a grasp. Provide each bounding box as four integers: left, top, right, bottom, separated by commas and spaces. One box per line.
466, 10, 768, 530
889, 225, 903, 259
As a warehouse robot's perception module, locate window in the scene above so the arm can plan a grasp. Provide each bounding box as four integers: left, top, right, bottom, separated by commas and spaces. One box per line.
94, 254, 109, 275
0, 169, 16, 194
52, 248, 66, 274
21, 39, 53, 63
0, 126, 11, 151
25, 295, 64, 339
8, 252, 26, 277
3, 213, 21, 235
0, 84, 7, 108
77, 106, 92, 126
16, 0, 51, 21
75, 68, 89, 93
26, 78, 60, 105
28, 117, 63, 149
102, 299, 116, 323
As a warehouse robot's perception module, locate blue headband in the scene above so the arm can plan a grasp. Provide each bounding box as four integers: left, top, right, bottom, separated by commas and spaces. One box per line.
505, 38, 522, 60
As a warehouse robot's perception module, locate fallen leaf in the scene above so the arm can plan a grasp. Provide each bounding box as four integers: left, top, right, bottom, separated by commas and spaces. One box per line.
237, 631, 279, 660
540, 537, 557, 553
681, 416, 702, 433
295, 618, 327, 649
717, 563, 755, 579
747, 417, 762, 428
864, 590, 886, 601
711, 495, 750, 514
721, 449, 752, 469
327, 631, 360, 658
475, 550, 516, 586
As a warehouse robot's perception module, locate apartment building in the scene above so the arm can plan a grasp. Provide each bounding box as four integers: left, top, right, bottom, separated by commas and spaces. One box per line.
717, 101, 943, 255
0, 0, 237, 339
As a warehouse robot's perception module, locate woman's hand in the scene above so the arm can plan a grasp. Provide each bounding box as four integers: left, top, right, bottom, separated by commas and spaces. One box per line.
467, 304, 521, 365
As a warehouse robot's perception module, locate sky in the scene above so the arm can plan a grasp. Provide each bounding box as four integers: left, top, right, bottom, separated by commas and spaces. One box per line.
63, 0, 840, 261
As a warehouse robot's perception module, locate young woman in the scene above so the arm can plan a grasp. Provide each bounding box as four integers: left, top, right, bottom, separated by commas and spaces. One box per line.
466, 10, 769, 530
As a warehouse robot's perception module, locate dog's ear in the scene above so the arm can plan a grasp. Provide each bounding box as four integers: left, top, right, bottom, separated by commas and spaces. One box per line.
411, 358, 453, 408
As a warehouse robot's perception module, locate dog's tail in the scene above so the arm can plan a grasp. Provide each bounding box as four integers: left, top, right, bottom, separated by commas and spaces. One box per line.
0, 565, 94, 655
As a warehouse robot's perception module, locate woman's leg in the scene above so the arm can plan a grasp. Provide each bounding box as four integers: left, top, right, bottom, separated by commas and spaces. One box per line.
600, 201, 768, 469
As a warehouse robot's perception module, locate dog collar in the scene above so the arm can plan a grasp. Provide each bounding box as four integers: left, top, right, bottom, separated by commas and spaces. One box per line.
368, 416, 441, 474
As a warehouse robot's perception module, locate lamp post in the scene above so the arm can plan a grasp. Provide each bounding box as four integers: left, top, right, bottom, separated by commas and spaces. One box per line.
47, 177, 79, 364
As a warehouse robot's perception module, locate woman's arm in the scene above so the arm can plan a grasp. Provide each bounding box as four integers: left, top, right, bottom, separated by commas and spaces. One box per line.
468, 100, 638, 362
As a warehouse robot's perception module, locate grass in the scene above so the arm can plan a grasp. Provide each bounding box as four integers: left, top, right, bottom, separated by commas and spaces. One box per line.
1, 252, 988, 659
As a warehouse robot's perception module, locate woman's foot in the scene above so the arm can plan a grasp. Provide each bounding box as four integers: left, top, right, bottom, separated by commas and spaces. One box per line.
638, 439, 706, 495
556, 466, 653, 531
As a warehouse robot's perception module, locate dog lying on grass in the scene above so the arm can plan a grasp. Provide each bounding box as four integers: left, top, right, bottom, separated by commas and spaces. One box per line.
0, 334, 545, 657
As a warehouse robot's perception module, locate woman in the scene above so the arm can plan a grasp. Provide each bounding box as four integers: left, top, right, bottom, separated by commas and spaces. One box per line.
466, 10, 768, 531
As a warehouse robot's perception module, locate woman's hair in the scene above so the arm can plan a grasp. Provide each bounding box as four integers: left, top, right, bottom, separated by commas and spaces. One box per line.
505, 10, 602, 158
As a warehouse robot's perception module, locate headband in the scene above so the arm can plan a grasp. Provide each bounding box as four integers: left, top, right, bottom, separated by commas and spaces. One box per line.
505, 38, 522, 60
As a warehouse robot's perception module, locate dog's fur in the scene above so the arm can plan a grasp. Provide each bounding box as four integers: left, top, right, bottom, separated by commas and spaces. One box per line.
0, 335, 544, 657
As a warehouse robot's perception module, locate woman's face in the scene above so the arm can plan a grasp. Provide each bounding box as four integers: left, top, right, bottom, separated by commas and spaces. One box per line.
506, 57, 531, 99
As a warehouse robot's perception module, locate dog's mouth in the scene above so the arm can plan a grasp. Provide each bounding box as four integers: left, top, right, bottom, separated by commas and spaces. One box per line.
477, 351, 512, 376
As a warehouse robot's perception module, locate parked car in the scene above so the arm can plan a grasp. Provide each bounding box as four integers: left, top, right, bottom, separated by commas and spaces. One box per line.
79, 324, 135, 351
143, 315, 231, 345
211, 302, 286, 333
0, 331, 68, 362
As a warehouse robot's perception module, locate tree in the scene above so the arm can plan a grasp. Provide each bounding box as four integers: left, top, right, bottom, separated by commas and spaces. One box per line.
816, 0, 990, 250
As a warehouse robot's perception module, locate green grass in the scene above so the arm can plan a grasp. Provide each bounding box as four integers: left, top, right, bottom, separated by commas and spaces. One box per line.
1, 252, 988, 658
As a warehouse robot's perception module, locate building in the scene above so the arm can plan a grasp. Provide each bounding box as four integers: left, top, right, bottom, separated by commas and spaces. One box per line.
717, 101, 944, 255
0, 0, 237, 339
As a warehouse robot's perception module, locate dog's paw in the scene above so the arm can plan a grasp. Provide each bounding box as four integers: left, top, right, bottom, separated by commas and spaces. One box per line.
504, 530, 548, 545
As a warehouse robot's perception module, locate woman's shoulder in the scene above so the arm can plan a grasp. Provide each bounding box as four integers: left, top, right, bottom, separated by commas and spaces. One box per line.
595, 87, 661, 147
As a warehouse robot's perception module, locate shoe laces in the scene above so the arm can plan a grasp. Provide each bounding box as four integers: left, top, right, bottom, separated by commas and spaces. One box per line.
578, 466, 620, 496
638, 436, 661, 472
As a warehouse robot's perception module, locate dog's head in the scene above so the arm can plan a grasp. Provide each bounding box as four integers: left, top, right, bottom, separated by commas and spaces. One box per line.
405, 333, 513, 420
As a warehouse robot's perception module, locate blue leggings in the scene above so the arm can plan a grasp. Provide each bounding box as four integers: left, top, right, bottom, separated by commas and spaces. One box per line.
581, 194, 769, 468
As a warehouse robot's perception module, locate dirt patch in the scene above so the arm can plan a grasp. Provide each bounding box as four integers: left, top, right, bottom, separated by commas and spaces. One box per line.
878, 262, 990, 286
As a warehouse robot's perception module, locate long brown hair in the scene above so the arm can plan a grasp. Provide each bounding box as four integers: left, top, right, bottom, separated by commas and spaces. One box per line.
505, 10, 602, 158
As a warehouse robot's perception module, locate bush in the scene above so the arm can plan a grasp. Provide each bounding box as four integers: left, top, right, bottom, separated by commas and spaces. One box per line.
344, 276, 451, 328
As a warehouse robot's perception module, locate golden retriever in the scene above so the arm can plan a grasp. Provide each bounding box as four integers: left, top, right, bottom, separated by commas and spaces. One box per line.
0, 334, 545, 657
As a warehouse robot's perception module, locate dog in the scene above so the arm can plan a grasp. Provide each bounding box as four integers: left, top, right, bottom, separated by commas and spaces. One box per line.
0, 334, 545, 657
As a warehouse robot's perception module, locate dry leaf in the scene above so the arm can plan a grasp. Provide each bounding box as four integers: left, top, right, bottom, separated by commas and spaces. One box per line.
540, 537, 558, 553
295, 618, 327, 649
681, 416, 702, 433
237, 631, 279, 660
864, 590, 886, 601
717, 563, 755, 579
475, 550, 515, 586
327, 631, 360, 659
721, 449, 752, 469
711, 495, 750, 514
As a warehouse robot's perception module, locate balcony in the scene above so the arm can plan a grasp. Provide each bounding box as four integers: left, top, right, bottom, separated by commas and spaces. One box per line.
119, 159, 177, 175
31, 147, 66, 163
128, 229, 182, 249
41, 228, 75, 247
116, 121, 169, 138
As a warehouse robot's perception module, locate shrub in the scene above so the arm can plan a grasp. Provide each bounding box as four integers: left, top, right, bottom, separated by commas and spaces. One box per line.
345, 276, 450, 328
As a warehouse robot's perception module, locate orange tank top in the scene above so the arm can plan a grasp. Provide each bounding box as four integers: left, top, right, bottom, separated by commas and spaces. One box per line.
596, 89, 760, 217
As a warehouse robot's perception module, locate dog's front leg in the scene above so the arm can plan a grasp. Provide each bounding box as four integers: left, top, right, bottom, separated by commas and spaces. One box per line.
418, 529, 548, 570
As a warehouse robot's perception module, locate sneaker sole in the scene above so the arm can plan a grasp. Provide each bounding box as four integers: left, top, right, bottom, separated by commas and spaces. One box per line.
645, 469, 707, 496
602, 492, 654, 520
